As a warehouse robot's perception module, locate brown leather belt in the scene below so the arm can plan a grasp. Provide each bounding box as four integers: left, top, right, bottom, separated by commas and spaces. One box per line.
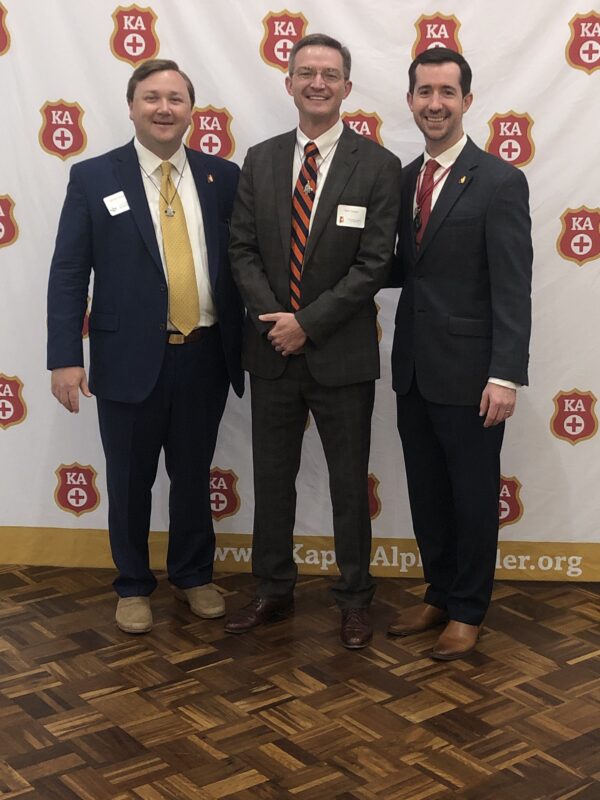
167, 328, 205, 345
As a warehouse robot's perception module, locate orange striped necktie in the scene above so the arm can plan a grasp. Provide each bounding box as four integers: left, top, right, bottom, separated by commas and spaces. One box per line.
290, 141, 319, 311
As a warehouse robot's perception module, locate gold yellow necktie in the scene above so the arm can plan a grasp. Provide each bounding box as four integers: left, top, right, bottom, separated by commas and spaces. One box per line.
159, 161, 200, 335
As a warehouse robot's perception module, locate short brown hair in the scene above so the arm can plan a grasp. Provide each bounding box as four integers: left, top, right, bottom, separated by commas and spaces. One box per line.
288, 33, 351, 80
408, 47, 472, 97
126, 59, 195, 105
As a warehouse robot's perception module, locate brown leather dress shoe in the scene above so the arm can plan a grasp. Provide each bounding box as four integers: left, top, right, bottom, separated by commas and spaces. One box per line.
430, 620, 481, 661
387, 603, 448, 636
224, 595, 294, 634
340, 608, 372, 649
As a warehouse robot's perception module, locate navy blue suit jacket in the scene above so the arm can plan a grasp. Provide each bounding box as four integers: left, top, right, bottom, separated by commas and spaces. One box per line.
391, 138, 532, 405
47, 140, 244, 403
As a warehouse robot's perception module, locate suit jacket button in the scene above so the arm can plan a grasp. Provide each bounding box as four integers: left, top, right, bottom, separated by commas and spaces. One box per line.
159, 323, 166, 331
160, 284, 166, 292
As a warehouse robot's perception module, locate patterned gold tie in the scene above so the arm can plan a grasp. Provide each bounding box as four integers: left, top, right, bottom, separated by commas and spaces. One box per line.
159, 161, 200, 335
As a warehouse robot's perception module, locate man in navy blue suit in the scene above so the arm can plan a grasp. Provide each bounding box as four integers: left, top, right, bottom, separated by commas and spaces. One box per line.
388, 48, 532, 659
47, 59, 243, 633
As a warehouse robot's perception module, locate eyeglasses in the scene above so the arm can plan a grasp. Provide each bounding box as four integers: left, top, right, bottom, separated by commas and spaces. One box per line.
291, 67, 345, 84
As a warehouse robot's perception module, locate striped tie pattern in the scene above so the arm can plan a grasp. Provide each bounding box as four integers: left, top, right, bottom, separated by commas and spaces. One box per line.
290, 141, 319, 311
159, 161, 200, 336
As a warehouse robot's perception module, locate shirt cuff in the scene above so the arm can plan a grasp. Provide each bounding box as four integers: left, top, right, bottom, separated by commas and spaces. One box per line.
489, 377, 520, 390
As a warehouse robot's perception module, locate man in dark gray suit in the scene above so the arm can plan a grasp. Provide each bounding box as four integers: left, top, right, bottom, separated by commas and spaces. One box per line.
227, 33, 401, 648
388, 48, 532, 659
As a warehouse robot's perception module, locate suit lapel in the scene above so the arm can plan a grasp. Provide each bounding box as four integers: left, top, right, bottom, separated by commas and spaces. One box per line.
273, 131, 295, 261
114, 141, 162, 274
418, 138, 478, 257
304, 126, 358, 265
402, 157, 422, 261
188, 148, 219, 289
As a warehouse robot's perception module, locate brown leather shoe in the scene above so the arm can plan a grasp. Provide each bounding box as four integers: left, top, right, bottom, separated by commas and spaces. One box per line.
340, 608, 372, 649
387, 603, 448, 636
430, 620, 481, 661
224, 595, 294, 634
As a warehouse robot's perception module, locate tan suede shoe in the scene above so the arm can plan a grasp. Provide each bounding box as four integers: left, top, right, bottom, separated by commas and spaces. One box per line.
387, 604, 448, 636
430, 620, 481, 660
174, 584, 225, 619
115, 596, 152, 634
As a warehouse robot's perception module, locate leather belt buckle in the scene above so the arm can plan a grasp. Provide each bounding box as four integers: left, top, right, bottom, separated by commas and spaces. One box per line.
167, 328, 205, 345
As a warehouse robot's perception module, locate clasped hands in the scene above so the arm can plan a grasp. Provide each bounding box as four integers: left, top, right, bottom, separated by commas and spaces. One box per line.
259, 312, 307, 357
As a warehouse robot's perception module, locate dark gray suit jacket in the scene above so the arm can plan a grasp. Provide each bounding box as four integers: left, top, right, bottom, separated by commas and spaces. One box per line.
229, 125, 401, 387
391, 137, 532, 405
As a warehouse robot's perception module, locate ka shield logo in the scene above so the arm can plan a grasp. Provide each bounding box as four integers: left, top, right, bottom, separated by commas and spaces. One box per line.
556, 207, 600, 266
210, 467, 241, 521
499, 476, 524, 528
485, 112, 535, 167
55, 464, 101, 516
550, 390, 598, 444
0, 375, 27, 430
0, 3, 11, 56
0, 195, 18, 248
260, 10, 308, 71
566, 12, 600, 73
187, 107, 235, 159
342, 111, 383, 145
412, 13, 462, 57
368, 474, 382, 520
39, 101, 87, 160
110, 5, 159, 65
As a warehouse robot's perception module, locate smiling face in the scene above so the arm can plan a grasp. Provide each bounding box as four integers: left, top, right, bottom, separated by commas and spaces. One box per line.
407, 61, 473, 156
128, 69, 192, 159
285, 45, 352, 138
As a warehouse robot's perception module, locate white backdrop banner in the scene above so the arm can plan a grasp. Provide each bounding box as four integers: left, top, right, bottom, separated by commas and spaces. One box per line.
1, 0, 599, 581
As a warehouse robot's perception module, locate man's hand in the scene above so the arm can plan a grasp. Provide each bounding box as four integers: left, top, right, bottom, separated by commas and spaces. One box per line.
479, 382, 516, 428
51, 367, 92, 413
259, 312, 307, 356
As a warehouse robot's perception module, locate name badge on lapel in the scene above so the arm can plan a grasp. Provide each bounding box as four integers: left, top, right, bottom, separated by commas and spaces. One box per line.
337, 204, 366, 228
103, 191, 130, 216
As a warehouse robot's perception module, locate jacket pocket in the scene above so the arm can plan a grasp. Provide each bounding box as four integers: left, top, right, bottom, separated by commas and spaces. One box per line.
448, 316, 491, 337
89, 311, 119, 331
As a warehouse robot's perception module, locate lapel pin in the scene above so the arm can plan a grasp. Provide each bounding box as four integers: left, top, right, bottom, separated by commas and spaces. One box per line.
459, 175, 467, 184
207, 174, 214, 183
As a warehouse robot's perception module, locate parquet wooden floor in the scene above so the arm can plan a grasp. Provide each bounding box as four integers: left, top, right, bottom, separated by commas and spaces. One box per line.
0, 567, 599, 799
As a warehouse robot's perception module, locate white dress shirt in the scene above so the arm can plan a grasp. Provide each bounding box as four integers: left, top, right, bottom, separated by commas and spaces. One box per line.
294, 119, 344, 233
416, 134, 518, 391
134, 138, 216, 328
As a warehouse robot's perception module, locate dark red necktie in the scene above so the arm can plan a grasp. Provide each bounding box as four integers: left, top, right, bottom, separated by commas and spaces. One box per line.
414, 158, 440, 246
290, 141, 319, 311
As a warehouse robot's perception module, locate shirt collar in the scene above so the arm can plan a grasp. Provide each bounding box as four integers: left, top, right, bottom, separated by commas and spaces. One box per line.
134, 137, 187, 176
296, 119, 344, 156
422, 133, 468, 171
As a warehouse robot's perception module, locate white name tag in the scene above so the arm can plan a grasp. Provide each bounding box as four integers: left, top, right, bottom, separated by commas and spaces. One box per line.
103, 191, 130, 216
336, 204, 366, 228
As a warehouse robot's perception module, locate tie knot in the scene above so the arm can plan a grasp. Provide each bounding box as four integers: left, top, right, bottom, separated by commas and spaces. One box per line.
160, 161, 172, 178
424, 158, 440, 177
304, 141, 319, 160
